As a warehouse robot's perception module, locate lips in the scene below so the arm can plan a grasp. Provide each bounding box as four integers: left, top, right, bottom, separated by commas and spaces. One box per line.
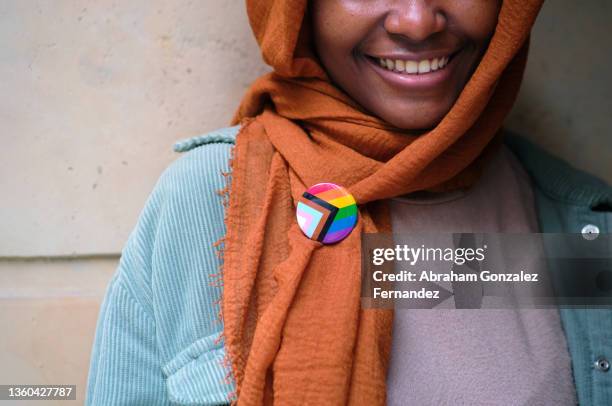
365, 48, 460, 74
362, 50, 461, 91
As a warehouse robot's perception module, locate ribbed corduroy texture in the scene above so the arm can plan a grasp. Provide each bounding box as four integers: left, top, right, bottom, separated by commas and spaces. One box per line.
85, 127, 239, 405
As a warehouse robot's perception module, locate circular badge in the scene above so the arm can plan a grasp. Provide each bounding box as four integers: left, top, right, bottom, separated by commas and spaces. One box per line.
296, 182, 358, 244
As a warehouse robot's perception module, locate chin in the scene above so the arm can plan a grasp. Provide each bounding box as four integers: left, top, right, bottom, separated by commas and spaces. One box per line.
363, 94, 455, 132
378, 109, 448, 132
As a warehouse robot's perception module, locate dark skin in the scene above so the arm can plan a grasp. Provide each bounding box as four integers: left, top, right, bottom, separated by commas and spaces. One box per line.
310, 0, 503, 131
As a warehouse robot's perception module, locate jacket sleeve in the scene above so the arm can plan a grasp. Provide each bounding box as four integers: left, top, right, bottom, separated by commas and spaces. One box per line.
85, 169, 171, 406
85, 272, 170, 405
85, 131, 237, 405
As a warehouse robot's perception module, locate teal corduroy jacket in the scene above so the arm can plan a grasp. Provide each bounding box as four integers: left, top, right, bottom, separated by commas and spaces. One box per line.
85, 125, 612, 405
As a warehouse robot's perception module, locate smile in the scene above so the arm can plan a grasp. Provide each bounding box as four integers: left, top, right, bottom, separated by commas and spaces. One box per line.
363, 51, 460, 91
376, 55, 451, 75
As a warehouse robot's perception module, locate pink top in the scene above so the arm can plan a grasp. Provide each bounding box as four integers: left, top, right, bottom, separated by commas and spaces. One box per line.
386, 145, 577, 405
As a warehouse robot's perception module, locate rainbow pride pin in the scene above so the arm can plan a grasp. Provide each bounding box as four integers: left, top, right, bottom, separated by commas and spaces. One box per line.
296, 182, 358, 244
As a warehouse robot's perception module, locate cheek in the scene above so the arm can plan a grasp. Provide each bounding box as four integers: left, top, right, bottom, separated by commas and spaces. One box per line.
311, 1, 377, 61
448, 0, 502, 44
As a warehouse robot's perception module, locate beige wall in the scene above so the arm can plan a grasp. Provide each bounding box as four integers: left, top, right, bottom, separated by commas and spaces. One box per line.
0, 1, 267, 404
0, 0, 268, 257
1, 1, 610, 404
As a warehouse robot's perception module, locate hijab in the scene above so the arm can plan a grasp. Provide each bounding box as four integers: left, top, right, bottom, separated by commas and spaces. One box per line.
218, 1, 544, 404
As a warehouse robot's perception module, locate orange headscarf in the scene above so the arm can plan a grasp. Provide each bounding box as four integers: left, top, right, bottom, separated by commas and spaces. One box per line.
219, 1, 544, 404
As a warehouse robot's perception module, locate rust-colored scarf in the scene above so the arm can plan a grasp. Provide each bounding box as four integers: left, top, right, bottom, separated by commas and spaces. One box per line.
220, 1, 543, 404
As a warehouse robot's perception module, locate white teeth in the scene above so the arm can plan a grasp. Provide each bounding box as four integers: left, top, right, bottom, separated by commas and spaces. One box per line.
405, 60, 418, 74
418, 59, 431, 74
431, 58, 439, 70
377, 55, 451, 75
395, 59, 405, 72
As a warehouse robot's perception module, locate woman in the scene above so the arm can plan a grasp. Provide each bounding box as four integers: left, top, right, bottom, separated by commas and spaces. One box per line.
86, 0, 612, 405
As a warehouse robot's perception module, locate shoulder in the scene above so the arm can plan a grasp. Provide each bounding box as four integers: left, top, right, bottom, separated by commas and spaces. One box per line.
153, 123, 239, 220
143, 125, 239, 237
504, 131, 612, 210
143, 124, 239, 268
160, 124, 239, 190
122, 124, 240, 258
172, 125, 238, 154
115, 126, 240, 354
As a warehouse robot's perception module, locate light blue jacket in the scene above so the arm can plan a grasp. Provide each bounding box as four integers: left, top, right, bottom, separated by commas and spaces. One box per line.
85, 125, 612, 405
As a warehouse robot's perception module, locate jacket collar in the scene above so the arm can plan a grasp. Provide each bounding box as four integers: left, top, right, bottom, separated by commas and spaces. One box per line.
504, 131, 612, 211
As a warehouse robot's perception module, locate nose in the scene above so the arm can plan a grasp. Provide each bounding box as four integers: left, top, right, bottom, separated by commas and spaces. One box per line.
383, 0, 446, 42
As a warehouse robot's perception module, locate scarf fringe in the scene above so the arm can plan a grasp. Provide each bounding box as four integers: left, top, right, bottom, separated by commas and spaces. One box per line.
210, 118, 257, 405
211, 142, 239, 405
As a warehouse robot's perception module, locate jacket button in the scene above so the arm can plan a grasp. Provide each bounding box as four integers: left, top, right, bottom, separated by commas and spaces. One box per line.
594, 357, 610, 372
581, 224, 600, 240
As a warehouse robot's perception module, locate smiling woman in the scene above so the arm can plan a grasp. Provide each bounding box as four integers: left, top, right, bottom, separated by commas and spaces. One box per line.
83, 1, 612, 405
311, 0, 502, 129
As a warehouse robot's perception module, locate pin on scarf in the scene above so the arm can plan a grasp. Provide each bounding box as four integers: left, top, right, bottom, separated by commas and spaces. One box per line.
296, 182, 358, 244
